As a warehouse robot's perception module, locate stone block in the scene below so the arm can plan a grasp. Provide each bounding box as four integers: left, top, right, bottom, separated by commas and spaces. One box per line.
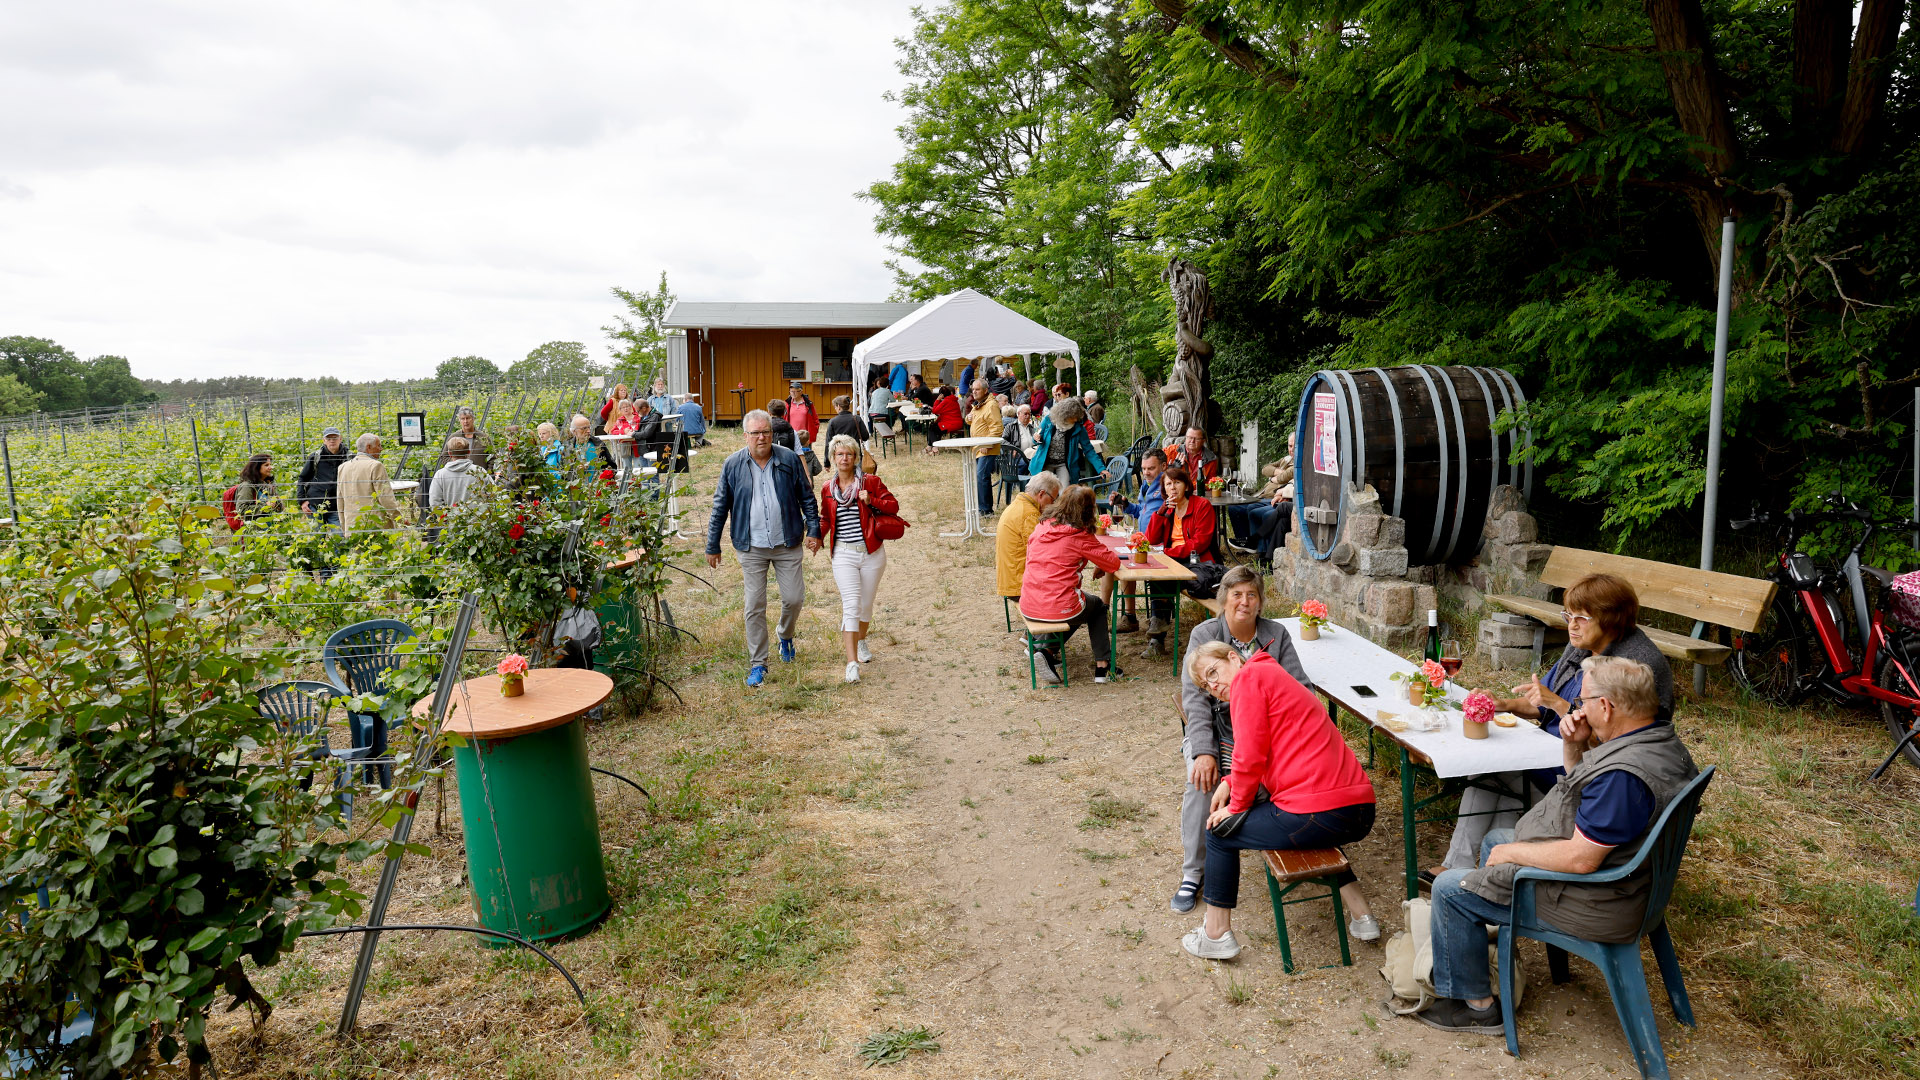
1520, 543, 1553, 573
1478, 643, 1537, 671
1414, 584, 1438, 617
1368, 582, 1416, 626
1373, 622, 1421, 652
1405, 564, 1436, 585
1331, 542, 1357, 570
1377, 516, 1407, 548
1487, 484, 1527, 517
1479, 620, 1539, 648
1357, 546, 1408, 578
1492, 611, 1536, 626
1491, 512, 1538, 545
1349, 485, 1382, 515
1345, 513, 1382, 547
1467, 567, 1491, 592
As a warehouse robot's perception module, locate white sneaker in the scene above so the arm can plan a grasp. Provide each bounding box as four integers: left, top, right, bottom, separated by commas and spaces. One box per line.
844, 661, 861, 684
1349, 914, 1381, 942
1181, 926, 1242, 960
857, 640, 873, 663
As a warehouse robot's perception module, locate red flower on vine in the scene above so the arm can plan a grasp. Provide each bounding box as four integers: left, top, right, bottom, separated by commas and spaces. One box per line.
599, 468, 616, 482
507, 522, 525, 540
599, 515, 611, 526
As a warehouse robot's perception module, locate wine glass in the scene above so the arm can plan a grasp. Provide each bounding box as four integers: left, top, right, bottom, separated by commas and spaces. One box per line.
1439, 638, 1464, 680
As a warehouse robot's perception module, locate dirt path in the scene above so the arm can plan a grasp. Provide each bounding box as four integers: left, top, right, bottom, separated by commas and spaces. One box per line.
714, 446, 1793, 1079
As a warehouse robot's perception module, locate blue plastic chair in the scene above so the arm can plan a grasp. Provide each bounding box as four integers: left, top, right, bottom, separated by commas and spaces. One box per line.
1497, 766, 1716, 1080
322, 619, 415, 786
3, 888, 94, 1077
255, 680, 378, 820
996, 446, 1029, 509
1088, 471, 1126, 518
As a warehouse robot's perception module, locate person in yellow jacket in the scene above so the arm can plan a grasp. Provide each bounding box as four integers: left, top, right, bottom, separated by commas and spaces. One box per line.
995, 471, 1061, 600
964, 379, 1006, 512
336, 433, 401, 531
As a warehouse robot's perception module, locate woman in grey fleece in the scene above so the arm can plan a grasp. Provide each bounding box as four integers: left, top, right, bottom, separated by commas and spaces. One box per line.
1431, 573, 1674, 878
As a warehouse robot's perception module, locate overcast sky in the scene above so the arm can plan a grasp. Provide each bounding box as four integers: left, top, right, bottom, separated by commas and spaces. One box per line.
0, 1, 919, 382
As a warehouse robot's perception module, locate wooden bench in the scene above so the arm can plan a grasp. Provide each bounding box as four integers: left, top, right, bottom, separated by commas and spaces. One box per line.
1486, 547, 1777, 668
1195, 596, 1223, 618
1261, 848, 1354, 974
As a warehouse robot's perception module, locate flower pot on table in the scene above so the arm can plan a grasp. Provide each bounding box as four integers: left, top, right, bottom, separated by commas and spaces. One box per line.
1299, 623, 1320, 641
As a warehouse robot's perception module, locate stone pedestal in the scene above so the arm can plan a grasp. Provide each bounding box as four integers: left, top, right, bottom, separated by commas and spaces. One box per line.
1270, 486, 1433, 652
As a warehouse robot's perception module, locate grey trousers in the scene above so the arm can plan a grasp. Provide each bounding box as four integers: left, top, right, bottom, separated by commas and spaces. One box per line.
738, 544, 805, 667
1180, 740, 1213, 883
1441, 771, 1529, 870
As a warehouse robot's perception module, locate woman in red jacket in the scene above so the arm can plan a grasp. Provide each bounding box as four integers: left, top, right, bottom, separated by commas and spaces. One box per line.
925, 385, 965, 453
1180, 643, 1379, 959
1018, 485, 1124, 684
820, 433, 901, 683
1142, 468, 1218, 654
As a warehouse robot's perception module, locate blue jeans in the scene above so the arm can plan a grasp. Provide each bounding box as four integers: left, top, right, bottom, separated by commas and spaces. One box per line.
975, 455, 997, 514
1202, 801, 1375, 910
1430, 827, 1567, 1001
1226, 500, 1290, 558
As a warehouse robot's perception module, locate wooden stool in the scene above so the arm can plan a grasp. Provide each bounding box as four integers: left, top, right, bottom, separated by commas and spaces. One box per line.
1262, 848, 1354, 974
1022, 616, 1071, 689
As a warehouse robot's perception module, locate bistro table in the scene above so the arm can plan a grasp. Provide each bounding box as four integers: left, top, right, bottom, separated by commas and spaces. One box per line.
887, 400, 931, 450
729, 386, 756, 423
932, 436, 1005, 539
425, 668, 614, 943
1095, 532, 1196, 675
596, 432, 633, 470
1277, 617, 1565, 899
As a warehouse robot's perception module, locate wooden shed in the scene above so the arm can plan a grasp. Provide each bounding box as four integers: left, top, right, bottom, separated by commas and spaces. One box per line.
660, 301, 924, 423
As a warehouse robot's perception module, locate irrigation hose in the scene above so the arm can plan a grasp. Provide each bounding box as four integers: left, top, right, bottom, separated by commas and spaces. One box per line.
298, 923, 587, 1009
588, 766, 654, 804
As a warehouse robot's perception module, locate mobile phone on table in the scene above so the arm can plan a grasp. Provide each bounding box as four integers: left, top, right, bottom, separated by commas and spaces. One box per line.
1351, 684, 1377, 698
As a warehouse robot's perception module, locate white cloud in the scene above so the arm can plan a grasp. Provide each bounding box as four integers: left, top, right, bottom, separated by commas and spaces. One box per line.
0, 0, 918, 380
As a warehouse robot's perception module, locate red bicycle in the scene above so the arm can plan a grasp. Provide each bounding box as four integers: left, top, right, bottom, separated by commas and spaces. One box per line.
1728, 495, 1920, 775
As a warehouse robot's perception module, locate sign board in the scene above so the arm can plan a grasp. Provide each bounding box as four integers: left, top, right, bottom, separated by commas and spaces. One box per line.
589, 375, 606, 390
1312, 392, 1339, 477
1239, 420, 1259, 486
396, 412, 426, 446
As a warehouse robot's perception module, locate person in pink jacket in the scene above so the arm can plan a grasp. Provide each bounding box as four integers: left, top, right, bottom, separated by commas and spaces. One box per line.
1018, 485, 1124, 684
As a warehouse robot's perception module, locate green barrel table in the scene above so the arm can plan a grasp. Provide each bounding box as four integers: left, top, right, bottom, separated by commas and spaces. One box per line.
432, 668, 614, 944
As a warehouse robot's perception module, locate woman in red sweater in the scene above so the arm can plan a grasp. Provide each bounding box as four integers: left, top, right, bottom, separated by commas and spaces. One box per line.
1181, 643, 1379, 959
1142, 468, 1217, 654
925, 385, 965, 453
819, 434, 901, 683
1018, 485, 1124, 684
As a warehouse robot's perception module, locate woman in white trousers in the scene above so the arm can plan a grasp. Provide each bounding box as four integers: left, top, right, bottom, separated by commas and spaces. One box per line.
819, 434, 900, 683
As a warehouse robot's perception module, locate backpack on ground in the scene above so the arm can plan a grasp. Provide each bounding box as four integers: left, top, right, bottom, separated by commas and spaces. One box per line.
1379, 897, 1525, 1017
221, 486, 243, 531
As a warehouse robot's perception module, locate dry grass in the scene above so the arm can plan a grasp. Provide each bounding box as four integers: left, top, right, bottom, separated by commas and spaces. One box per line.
1420, 652, 1920, 1078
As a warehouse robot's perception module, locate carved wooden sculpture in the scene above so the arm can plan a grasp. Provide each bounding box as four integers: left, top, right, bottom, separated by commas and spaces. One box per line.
1162, 258, 1218, 439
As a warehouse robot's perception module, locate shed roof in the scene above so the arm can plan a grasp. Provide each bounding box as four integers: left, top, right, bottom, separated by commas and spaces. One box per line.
660, 301, 924, 330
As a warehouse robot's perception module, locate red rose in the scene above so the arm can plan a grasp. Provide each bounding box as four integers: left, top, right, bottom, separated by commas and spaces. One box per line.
599, 515, 611, 526
599, 468, 615, 481
508, 522, 525, 540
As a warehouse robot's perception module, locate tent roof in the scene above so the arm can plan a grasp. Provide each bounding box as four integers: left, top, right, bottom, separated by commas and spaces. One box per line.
850, 289, 1078, 369
659, 301, 923, 330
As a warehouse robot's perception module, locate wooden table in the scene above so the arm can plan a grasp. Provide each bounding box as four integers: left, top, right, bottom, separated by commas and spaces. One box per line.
425, 669, 615, 941
729, 386, 756, 422
1095, 532, 1197, 674
888, 400, 931, 450
1276, 617, 1566, 899
933, 436, 1005, 539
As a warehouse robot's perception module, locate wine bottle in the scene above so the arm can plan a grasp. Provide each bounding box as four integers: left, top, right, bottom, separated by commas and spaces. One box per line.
1424, 609, 1442, 663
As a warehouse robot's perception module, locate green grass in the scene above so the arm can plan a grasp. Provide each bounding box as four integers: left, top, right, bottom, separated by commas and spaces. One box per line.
1077, 795, 1148, 831
855, 1025, 942, 1066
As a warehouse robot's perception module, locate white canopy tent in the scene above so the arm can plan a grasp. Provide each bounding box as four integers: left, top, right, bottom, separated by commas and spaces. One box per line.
851, 288, 1081, 397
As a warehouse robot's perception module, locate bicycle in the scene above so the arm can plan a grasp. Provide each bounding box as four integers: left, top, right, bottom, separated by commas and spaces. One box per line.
1728, 493, 1920, 775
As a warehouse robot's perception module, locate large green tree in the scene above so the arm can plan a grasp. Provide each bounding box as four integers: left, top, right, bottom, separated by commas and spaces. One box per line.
0, 337, 157, 413
863, 1, 1171, 387
507, 341, 600, 383
433, 355, 502, 389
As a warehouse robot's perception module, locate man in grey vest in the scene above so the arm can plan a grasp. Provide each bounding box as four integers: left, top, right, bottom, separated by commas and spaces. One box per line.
1420, 655, 1697, 1034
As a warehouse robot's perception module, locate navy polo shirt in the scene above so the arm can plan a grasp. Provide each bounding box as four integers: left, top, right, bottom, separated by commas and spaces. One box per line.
1572, 727, 1659, 848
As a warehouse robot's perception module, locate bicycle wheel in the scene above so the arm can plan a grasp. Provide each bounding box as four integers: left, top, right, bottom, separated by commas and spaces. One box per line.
1731, 595, 1807, 705
1873, 647, 1920, 770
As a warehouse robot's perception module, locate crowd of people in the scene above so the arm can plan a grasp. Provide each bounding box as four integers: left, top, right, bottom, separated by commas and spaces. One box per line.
641, 363, 1697, 1046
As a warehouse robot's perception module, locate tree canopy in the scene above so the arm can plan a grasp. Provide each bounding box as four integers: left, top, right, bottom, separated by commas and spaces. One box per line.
0, 336, 158, 414
433, 355, 502, 389
603, 272, 678, 376
507, 341, 600, 383
868, 0, 1919, 544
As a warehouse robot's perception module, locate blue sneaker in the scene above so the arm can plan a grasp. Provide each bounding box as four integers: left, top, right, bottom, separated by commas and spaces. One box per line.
779, 638, 797, 663
746, 664, 768, 687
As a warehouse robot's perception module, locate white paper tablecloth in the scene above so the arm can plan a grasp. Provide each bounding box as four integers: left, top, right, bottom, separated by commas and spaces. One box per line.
1278, 617, 1565, 778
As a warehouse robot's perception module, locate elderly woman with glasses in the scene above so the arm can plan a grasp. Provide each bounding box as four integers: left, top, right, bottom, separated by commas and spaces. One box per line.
1179, 640, 1378, 960
1425, 573, 1675, 883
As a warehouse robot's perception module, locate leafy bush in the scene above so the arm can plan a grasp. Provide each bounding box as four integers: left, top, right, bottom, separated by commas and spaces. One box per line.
0, 500, 366, 1076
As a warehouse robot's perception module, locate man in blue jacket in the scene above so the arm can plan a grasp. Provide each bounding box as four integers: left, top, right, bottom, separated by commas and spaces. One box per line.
707, 409, 822, 686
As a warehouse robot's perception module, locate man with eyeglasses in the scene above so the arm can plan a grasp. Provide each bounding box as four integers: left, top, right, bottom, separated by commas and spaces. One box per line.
1418, 655, 1697, 1034
707, 409, 822, 686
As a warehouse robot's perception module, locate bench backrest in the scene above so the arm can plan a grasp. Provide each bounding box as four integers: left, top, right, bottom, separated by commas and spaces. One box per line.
1540, 548, 1777, 633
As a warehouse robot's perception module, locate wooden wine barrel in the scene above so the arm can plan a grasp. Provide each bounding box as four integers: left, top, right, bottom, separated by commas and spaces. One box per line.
1293, 366, 1533, 565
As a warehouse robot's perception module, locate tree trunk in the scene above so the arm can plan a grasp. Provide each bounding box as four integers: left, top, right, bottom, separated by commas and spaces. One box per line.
1643, 0, 1742, 277
1791, 0, 1851, 128
1831, 0, 1907, 154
